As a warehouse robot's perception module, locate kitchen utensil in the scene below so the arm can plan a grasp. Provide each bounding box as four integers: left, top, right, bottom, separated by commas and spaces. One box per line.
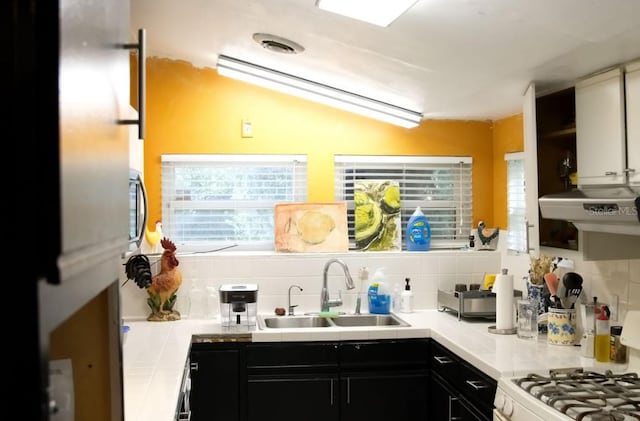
562, 272, 583, 308
563, 272, 583, 295
543, 272, 562, 308
543, 272, 559, 296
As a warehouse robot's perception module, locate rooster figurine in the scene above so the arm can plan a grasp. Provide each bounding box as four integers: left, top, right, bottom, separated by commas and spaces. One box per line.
477, 221, 499, 250
125, 237, 183, 321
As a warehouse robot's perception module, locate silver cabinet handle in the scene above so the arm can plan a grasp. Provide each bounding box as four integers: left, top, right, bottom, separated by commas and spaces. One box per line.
465, 379, 489, 390
525, 219, 535, 253
346, 377, 351, 404
434, 355, 454, 365
449, 396, 462, 421
330, 379, 334, 406
605, 171, 617, 176
624, 168, 636, 174
119, 28, 146, 139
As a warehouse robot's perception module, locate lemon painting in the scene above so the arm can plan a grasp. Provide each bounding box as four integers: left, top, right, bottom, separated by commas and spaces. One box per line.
354, 180, 401, 251
274, 203, 348, 252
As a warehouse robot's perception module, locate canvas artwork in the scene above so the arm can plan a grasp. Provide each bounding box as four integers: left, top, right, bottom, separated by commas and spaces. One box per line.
274, 203, 349, 252
354, 180, 401, 251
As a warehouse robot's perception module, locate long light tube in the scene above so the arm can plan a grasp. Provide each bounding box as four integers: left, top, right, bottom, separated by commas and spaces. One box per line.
217, 55, 422, 128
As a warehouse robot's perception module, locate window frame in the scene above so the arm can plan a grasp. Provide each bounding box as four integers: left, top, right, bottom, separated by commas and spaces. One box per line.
160, 153, 308, 252
505, 152, 527, 254
334, 155, 473, 250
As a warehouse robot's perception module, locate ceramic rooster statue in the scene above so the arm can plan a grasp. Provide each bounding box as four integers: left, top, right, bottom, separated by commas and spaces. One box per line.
125, 237, 182, 321
141, 219, 163, 255
477, 221, 499, 249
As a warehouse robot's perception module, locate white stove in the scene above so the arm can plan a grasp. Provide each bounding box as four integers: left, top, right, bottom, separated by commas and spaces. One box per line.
494, 311, 640, 421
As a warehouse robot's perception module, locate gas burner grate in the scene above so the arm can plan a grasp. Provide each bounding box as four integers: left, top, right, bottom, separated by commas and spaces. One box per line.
513, 370, 640, 420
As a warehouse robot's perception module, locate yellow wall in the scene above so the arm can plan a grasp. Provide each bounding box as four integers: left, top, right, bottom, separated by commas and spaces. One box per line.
492, 114, 525, 229
137, 57, 524, 232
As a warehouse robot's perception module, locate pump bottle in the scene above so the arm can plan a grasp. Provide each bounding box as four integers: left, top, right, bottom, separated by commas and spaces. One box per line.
400, 278, 414, 313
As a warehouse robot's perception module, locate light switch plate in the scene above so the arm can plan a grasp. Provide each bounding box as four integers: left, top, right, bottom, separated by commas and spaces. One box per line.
241, 119, 253, 138
49, 358, 74, 421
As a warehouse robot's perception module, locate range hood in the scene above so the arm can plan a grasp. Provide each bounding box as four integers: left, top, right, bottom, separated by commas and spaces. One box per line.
538, 186, 640, 236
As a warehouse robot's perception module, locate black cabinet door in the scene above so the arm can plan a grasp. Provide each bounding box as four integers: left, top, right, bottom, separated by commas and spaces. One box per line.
431, 371, 461, 421
431, 372, 489, 421
247, 373, 339, 421
340, 370, 429, 421
190, 348, 242, 421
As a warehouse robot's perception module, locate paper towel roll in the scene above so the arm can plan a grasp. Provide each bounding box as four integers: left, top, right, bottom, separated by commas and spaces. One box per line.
495, 268, 514, 330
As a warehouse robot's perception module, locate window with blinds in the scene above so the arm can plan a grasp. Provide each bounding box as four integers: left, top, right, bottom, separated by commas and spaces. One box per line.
160, 154, 307, 251
334, 155, 473, 249
505, 152, 526, 253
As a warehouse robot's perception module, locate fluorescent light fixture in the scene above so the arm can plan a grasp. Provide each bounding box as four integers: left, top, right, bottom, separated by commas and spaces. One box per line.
316, 0, 418, 27
217, 55, 422, 128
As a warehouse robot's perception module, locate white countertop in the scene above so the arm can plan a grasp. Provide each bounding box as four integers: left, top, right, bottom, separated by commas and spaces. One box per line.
123, 310, 628, 421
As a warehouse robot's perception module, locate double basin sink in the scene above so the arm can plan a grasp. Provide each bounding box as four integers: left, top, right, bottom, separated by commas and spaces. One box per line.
258, 313, 411, 330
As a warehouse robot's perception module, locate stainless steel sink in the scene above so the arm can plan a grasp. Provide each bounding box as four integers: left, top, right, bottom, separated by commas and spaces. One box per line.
257, 313, 410, 329
329, 313, 410, 327
259, 315, 333, 329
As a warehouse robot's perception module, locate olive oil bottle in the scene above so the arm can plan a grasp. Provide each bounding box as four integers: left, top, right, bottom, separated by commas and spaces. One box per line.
595, 305, 611, 362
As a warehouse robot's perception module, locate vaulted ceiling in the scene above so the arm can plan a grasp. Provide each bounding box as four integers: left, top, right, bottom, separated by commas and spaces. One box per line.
131, 0, 640, 120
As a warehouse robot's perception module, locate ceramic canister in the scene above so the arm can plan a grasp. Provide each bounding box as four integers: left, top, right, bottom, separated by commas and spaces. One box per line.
548, 308, 577, 346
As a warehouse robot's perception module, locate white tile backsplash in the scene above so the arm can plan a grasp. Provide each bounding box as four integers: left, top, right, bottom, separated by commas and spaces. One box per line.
121, 250, 501, 320
120, 246, 639, 323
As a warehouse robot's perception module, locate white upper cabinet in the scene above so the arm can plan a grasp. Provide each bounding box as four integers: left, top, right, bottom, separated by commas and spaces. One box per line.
626, 60, 640, 185
575, 67, 626, 185
522, 83, 540, 258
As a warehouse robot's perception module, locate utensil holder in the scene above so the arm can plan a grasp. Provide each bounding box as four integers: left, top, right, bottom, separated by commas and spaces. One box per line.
548, 308, 577, 346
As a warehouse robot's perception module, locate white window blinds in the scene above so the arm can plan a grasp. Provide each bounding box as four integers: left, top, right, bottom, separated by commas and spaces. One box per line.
161, 154, 307, 251
334, 155, 473, 249
505, 152, 527, 253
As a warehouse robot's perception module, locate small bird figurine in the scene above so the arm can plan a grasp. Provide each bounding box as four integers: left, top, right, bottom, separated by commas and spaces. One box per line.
477, 221, 499, 247
141, 219, 163, 254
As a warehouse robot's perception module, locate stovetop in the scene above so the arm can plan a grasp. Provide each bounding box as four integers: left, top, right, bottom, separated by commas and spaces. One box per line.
513, 368, 640, 420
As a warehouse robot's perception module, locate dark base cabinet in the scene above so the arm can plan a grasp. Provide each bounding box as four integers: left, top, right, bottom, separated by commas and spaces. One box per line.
190, 342, 247, 421
248, 374, 339, 421
429, 340, 496, 421
431, 372, 488, 421
246, 342, 340, 421
341, 370, 429, 421
247, 339, 429, 421
189, 338, 496, 421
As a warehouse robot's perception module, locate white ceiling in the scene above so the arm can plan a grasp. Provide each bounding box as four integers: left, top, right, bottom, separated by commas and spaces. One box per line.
131, 0, 640, 121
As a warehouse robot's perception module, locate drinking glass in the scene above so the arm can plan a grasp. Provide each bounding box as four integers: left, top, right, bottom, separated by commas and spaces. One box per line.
517, 299, 539, 340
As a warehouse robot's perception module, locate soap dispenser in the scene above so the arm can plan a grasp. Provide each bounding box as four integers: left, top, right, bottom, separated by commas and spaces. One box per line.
400, 278, 414, 313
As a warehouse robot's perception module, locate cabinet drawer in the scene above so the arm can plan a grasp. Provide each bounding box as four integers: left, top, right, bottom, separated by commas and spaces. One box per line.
458, 360, 497, 415
339, 339, 429, 369
247, 342, 339, 373
430, 341, 460, 382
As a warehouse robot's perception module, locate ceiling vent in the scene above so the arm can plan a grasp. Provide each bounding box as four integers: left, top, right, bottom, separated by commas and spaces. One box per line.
252, 33, 304, 54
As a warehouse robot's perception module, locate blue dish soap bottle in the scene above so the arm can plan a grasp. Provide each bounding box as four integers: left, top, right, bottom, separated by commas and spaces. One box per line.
406, 206, 431, 251
368, 269, 391, 314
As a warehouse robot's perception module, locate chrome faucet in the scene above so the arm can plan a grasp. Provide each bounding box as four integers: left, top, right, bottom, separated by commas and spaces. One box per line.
288, 284, 303, 316
321, 259, 356, 312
